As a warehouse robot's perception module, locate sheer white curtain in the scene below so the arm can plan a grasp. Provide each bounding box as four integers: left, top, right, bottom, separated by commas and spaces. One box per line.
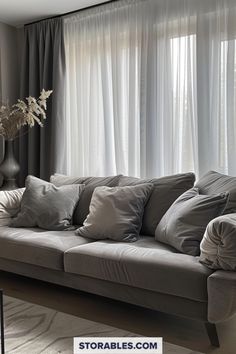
64, 0, 236, 178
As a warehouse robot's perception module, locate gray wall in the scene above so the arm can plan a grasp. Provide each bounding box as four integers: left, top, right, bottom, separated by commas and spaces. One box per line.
0, 22, 18, 180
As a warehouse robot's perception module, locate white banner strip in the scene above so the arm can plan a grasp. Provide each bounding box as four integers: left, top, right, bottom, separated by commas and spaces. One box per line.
74, 337, 163, 354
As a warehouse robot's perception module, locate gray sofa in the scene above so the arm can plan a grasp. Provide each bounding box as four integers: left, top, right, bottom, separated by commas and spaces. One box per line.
0, 172, 235, 347
0, 226, 235, 347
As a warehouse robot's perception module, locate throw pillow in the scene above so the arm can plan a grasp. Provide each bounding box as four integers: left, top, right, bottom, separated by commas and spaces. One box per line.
11, 176, 85, 231
0, 188, 25, 226
119, 173, 195, 235
155, 187, 229, 256
200, 214, 236, 271
195, 170, 236, 214
75, 183, 153, 242
51, 174, 122, 225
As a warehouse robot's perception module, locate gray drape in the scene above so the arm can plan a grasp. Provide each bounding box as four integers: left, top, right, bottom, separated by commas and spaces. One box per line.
16, 18, 66, 186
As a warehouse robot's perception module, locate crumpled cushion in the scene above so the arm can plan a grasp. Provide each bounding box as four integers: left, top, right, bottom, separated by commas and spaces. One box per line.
0, 188, 25, 226
200, 214, 236, 271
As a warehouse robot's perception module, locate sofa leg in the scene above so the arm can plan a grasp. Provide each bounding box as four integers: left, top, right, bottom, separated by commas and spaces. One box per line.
205, 322, 220, 347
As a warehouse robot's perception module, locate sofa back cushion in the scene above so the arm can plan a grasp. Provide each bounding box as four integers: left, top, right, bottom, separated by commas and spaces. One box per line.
119, 172, 195, 235
50, 174, 85, 186
195, 170, 236, 214
155, 187, 229, 256
51, 174, 122, 225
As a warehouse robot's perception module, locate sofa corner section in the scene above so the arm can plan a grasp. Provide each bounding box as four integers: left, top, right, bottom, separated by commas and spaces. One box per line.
207, 270, 236, 323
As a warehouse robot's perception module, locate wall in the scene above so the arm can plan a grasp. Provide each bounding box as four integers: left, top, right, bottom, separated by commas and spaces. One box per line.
0, 22, 18, 180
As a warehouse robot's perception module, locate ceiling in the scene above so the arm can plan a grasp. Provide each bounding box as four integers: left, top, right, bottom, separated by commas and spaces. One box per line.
0, 0, 111, 27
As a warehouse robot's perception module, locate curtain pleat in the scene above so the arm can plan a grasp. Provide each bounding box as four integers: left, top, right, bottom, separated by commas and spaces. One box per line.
16, 18, 66, 186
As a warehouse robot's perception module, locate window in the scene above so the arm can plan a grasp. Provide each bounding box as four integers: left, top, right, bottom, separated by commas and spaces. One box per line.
64, 0, 236, 177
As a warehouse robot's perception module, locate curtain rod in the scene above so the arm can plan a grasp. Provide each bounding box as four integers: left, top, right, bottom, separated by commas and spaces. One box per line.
24, 0, 118, 26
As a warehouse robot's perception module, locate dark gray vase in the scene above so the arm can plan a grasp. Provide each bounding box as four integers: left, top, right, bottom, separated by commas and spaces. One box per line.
0, 139, 20, 190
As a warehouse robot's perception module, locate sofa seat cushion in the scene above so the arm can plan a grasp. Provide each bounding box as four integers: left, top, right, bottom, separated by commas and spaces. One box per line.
64, 237, 213, 302
0, 226, 93, 270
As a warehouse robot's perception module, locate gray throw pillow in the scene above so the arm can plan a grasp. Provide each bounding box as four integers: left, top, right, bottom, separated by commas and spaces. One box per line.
119, 173, 195, 235
199, 214, 236, 271
75, 183, 153, 242
155, 187, 229, 256
195, 170, 236, 214
51, 174, 122, 225
11, 176, 85, 231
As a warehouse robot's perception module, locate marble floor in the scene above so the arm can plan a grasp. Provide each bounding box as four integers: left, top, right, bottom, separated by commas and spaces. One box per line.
0, 271, 234, 354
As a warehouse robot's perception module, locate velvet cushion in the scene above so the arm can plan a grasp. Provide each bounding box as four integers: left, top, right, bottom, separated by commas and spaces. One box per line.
119, 172, 195, 235
155, 187, 229, 256
11, 176, 84, 231
75, 184, 153, 242
195, 170, 236, 214
50, 174, 84, 186
50, 174, 122, 225
0, 226, 93, 270
64, 237, 213, 302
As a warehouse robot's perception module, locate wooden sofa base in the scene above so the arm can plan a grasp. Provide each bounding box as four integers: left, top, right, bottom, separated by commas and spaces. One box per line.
205, 322, 220, 347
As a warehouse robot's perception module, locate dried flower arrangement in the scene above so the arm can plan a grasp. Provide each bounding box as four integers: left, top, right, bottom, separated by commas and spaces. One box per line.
0, 89, 53, 140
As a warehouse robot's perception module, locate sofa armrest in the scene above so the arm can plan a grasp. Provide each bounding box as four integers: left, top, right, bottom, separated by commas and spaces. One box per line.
208, 270, 236, 323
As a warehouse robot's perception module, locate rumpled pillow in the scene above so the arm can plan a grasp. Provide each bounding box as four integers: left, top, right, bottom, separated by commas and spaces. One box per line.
155, 187, 229, 256
75, 183, 153, 242
50, 174, 122, 225
11, 176, 85, 231
119, 172, 195, 235
0, 188, 25, 226
200, 214, 236, 270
